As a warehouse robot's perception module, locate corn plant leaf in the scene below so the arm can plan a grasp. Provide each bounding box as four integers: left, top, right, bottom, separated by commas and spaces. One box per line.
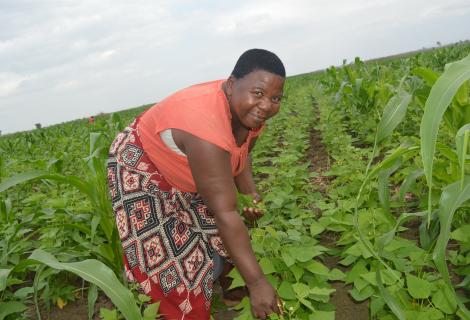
0, 268, 11, 292
354, 146, 419, 281
420, 53, 470, 209
455, 124, 470, 176
0, 171, 49, 193
0, 171, 92, 198
88, 283, 98, 320
377, 159, 401, 214
28, 249, 142, 320
433, 177, 470, 317
399, 169, 424, 201
367, 146, 420, 182
432, 286, 458, 315
0, 301, 28, 320
376, 91, 412, 143
406, 274, 431, 299
376, 211, 426, 255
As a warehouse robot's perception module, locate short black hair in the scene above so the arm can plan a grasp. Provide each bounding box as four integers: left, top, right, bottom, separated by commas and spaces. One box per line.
231, 49, 285, 79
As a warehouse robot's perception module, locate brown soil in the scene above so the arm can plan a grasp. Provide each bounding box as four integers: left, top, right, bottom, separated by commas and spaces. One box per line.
308, 125, 334, 195
323, 255, 369, 320
26, 285, 238, 320
26, 295, 114, 320
212, 283, 240, 320
309, 104, 369, 320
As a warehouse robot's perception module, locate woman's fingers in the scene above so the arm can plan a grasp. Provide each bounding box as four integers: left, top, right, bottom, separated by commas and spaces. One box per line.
243, 207, 256, 221
253, 310, 268, 319
252, 192, 262, 204
242, 207, 264, 221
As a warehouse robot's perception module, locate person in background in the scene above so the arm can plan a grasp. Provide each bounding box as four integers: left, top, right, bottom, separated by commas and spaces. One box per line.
89, 116, 95, 124
107, 49, 285, 320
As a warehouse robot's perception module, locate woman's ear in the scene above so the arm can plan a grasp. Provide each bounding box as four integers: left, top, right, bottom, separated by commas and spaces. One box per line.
225, 75, 236, 96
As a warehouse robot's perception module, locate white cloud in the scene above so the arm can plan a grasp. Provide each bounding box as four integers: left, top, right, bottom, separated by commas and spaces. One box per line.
0, 72, 31, 97
0, 0, 469, 133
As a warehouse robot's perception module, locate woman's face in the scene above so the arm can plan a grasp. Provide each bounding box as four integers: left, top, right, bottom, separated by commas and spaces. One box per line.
226, 69, 285, 130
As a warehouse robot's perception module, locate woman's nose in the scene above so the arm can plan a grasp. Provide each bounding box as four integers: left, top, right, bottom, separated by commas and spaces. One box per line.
258, 98, 272, 111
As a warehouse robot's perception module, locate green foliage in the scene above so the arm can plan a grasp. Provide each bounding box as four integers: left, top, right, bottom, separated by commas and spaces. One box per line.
317, 42, 470, 319
2, 43, 470, 319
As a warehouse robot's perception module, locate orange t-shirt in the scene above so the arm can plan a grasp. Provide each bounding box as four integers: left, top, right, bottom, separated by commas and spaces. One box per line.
138, 80, 263, 193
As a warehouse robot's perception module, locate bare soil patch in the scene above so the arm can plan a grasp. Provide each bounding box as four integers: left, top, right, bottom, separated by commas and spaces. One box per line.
309, 102, 369, 320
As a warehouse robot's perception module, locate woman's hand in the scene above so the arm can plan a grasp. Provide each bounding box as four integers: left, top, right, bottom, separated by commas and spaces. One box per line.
242, 192, 264, 222
247, 277, 281, 319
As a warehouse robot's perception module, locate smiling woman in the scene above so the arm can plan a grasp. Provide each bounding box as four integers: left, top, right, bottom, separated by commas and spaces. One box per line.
107, 49, 285, 320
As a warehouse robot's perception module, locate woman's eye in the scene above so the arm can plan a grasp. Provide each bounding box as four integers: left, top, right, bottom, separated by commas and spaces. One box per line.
254, 91, 263, 97
272, 96, 282, 103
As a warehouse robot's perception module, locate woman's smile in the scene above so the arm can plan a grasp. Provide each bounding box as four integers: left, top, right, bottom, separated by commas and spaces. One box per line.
249, 112, 266, 123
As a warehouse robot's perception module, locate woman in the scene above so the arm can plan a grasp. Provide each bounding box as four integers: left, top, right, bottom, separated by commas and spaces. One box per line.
107, 49, 285, 319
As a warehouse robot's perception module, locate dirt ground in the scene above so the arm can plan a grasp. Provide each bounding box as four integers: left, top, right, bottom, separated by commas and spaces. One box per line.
27, 285, 238, 320
309, 117, 369, 320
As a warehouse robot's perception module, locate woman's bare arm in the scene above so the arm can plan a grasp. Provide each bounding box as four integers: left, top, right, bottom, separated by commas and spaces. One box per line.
172, 129, 263, 285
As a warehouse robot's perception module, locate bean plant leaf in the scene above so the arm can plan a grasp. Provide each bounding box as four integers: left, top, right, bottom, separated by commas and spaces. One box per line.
227, 268, 245, 290
0, 301, 28, 320
292, 282, 310, 299
451, 224, 470, 242
28, 249, 142, 320
310, 221, 325, 236
309, 310, 335, 320
142, 303, 160, 320
259, 257, 276, 275
304, 260, 330, 276
278, 281, 296, 300
406, 274, 431, 299
412, 67, 439, 87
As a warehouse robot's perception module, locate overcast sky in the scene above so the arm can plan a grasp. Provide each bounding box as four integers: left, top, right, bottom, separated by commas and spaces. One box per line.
1, 0, 469, 134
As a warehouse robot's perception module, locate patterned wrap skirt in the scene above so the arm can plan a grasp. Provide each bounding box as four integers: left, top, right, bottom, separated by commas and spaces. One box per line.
107, 118, 229, 319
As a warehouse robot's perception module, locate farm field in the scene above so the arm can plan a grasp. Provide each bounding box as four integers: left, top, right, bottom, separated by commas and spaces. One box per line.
1, 41, 470, 320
